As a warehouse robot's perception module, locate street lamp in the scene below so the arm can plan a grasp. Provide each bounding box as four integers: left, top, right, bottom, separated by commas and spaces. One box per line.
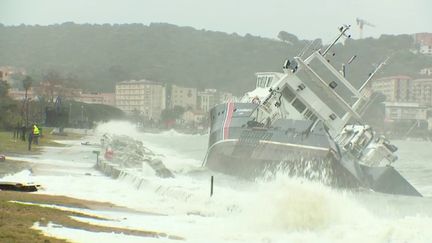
68, 103, 72, 126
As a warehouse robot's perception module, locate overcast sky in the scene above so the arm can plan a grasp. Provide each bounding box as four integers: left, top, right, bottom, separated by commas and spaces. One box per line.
1, 0, 431, 41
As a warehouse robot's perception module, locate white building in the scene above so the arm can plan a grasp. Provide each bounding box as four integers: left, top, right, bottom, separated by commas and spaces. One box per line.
0, 66, 26, 86
115, 79, 166, 119
371, 76, 413, 102
78, 92, 115, 106
384, 102, 428, 121
420, 45, 432, 55
219, 91, 234, 103
182, 110, 206, 125
414, 33, 432, 56
0, 68, 11, 81
412, 79, 432, 106
169, 85, 197, 109
420, 67, 432, 76
7, 88, 36, 100
197, 89, 219, 112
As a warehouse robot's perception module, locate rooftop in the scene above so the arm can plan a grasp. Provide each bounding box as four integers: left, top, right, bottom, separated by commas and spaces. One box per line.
117, 79, 162, 85
376, 75, 412, 81
384, 102, 428, 108
415, 33, 432, 46
413, 78, 432, 83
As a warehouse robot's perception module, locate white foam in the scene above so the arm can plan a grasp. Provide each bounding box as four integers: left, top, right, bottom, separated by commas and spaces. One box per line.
3, 121, 432, 243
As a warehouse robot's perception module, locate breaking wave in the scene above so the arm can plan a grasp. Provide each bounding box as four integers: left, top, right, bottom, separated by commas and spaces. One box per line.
86, 121, 432, 242
95, 121, 141, 138
238, 176, 372, 231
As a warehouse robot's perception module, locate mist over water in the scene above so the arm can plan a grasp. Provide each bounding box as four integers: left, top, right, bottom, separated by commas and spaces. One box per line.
3, 121, 432, 242
94, 121, 432, 241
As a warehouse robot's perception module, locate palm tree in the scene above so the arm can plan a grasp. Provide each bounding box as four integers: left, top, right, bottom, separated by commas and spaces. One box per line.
22, 76, 33, 127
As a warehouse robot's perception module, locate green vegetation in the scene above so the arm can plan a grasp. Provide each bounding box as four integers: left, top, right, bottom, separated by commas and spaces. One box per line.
0, 192, 183, 242
68, 101, 125, 124
1, 23, 431, 95
0, 130, 41, 155
161, 105, 185, 123
0, 77, 124, 130
0, 130, 66, 156
0, 81, 21, 129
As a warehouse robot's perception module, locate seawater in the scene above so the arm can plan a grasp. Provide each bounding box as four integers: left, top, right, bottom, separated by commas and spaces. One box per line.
2, 121, 432, 243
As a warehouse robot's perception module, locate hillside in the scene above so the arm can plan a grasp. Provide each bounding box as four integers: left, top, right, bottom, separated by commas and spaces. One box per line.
0, 22, 431, 95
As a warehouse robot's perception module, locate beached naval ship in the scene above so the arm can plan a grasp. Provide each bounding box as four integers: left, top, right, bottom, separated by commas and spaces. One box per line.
203, 25, 422, 197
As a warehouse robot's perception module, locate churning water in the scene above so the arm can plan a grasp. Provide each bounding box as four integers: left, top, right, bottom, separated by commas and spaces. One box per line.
3, 121, 432, 242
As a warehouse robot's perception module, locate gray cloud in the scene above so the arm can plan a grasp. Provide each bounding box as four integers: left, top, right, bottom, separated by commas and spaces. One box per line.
0, 0, 430, 40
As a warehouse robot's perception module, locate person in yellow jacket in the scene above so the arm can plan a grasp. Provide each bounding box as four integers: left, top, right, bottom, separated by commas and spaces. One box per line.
33, 124, 40, 145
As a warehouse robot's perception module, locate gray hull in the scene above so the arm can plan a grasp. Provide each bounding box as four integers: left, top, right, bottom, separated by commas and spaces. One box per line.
204, 103, 422, 197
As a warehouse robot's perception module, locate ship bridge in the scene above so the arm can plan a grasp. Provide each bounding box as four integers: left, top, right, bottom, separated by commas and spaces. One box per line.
251, 50, 371, 138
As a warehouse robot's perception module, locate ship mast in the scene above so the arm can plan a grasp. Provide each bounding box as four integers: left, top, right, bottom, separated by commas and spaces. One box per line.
322, 25, 351, 57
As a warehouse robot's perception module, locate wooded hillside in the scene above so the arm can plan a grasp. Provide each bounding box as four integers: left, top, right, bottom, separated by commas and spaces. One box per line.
1, 23, 431, 95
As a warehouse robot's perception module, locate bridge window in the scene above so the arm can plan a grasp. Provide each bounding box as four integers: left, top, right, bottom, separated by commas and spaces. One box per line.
256, 76, 274, 88
265, 76, 273, 87
303, 109, 318, 121
282, 87, 295, 102
292, 98, 306, 113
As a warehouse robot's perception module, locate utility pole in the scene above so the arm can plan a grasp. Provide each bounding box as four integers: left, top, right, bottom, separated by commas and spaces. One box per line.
81, 105, 84, 127
68, 103, 72, 125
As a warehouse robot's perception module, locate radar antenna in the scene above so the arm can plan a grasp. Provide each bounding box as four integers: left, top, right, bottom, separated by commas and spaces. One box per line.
322, 25, 351, 57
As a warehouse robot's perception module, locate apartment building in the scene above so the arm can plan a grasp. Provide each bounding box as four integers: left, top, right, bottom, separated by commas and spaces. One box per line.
219, 91, 234, 103
78, 92, 115, 106
415, 33, 432, 56
0, 66, 26, 86
182, 110, 206, 125
0, 69, 11, 81
7, 88, 36, 100
420, 67, 432, 76
169, 85, 197, 109
35, 81, 82, 102
384, 102, 428, 121
197, 89, 219, 112
371, 76, 413, 102
115, 79, 166, 119
412, 78, 432, 106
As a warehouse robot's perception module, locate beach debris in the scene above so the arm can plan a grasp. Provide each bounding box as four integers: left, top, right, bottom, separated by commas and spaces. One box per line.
0, 182, 40, 192
101, 134, 174, 178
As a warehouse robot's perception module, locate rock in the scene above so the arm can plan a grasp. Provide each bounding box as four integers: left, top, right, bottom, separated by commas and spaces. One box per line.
0, 154, 5, 162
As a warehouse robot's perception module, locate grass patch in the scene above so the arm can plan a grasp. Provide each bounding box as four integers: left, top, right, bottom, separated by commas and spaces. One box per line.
42, 128, 85, 141
0, 131, 41, 155
0, 128, 85, 156
0, 159, 30, 177
0, 192, 184, 242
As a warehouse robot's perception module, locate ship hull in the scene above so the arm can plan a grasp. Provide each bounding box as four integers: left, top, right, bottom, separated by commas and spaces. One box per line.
204, 102, 359, 186
203, 103, 422, 196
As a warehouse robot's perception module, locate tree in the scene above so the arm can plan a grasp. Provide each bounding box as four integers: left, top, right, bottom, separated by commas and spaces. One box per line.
22, 76, 33, 127
22, 76, 32, 93
42, 70, 63, 103
0, 80, 9, 97
0, 24, 431, 95
0, 80, 20, 129
160, 105, 185, 122
277, 31, 299, 44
